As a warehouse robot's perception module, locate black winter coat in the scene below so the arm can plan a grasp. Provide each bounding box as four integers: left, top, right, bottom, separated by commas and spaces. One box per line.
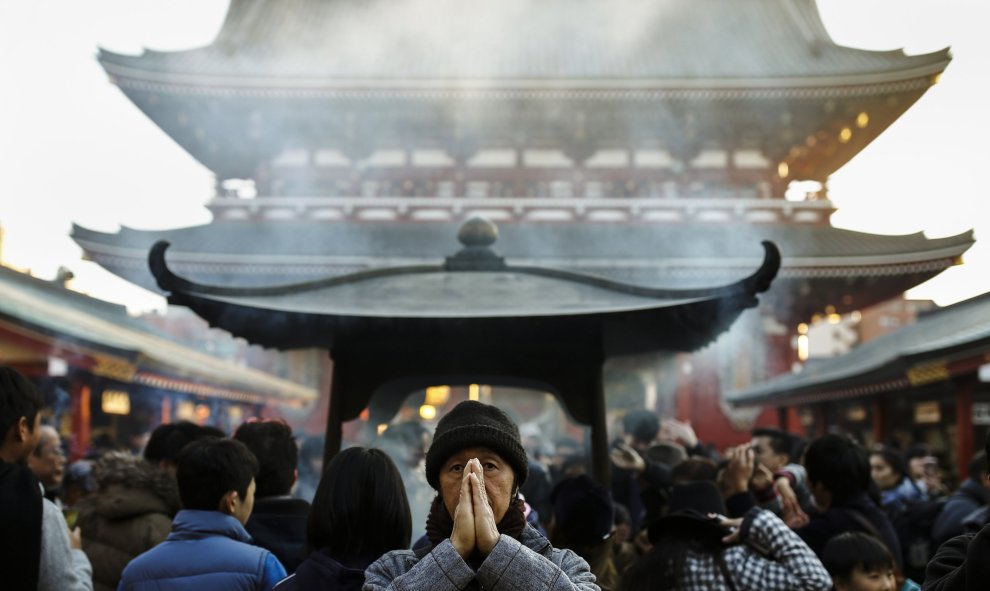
245, 496, 311, 574
273, 549, 370, 591
931, 478, 990, 549
922, 523, 990, 591
796, 492, 903, 568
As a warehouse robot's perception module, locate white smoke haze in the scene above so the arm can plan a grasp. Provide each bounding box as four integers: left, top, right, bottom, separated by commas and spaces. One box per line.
0, 0, 984, 472
0, 0, 985, 313
215, 0, 674, 82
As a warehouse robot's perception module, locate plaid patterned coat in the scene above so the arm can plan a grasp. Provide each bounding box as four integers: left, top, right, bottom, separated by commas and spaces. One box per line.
673, 508, 832, 591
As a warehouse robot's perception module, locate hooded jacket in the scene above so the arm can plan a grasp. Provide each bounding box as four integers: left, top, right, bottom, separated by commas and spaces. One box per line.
77, 452, 179, 591
931, 478, 990, 548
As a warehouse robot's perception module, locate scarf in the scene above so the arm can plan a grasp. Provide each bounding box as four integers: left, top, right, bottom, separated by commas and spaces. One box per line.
425, 494, 527, 555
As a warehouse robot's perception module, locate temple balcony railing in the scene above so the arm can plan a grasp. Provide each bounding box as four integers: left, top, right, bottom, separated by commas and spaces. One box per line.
207, 196, 835, 224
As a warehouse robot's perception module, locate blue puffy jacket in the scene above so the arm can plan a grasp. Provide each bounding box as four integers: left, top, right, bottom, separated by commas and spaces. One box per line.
118, 509, 286, 591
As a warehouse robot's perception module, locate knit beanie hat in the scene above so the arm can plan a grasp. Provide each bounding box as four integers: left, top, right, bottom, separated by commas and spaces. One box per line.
424, 400, 529, 490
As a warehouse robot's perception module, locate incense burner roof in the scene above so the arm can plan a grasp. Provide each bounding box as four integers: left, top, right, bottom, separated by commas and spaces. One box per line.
74, 219, 973, 326
74, 219, 973, 284
147, 217, 781, 354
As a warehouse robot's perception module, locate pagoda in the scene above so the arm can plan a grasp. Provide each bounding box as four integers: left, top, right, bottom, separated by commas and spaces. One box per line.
73, 0, 973, 446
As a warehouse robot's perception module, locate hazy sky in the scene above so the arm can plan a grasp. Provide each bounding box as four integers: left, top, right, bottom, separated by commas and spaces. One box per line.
0, 0, 987, 313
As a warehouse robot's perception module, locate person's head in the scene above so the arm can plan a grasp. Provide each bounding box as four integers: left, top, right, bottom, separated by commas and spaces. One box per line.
27, 425, 65, 490
670, 457, 718, 484
298, 435, 325, 477
144, 421, 225, 473
550, 475, 615, 547
233, 419, 298, 498
307, 446, 411, 560
378, 421, 430, 470
622, 410, 659, 452
751, 428, 793, 472
398, 421, 430, 463
62, 459, 97, 507
92, 450, 181, 514
520, 423, 544, 457
905, 444, 933, 481
822, 532, 897, 591
0, 366, 43, 463
553, 437, 580, 468
561, 452, 589, 478
176, 437, 258, 524
650, 480, 728, 542
424, 400, 529, 524
613, 502, 631, 544
967, 452, 988, 486
869, 445, 906, 491
803, 434, 870, 508
644, 441, 686, 469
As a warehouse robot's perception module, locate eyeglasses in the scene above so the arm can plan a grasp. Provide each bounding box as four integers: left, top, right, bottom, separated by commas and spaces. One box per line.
40, 445, 65, 458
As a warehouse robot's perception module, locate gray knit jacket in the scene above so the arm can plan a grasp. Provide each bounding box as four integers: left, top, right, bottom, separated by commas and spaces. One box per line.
364, 525, 599, 591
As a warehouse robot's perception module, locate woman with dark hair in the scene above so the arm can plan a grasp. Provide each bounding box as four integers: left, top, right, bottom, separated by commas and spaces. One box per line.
274, 446, 411, 591
870, 446, 926, 515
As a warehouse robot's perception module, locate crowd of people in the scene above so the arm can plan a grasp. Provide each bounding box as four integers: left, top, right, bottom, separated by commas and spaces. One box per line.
3, 364, 990, 591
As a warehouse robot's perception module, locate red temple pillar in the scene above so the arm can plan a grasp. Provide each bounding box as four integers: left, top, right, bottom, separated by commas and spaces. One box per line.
70, 384, 91, 461
674, 354, 693, 425
871, 397, 887, 445
788, 407, 803, 434
815, 404, 827, 438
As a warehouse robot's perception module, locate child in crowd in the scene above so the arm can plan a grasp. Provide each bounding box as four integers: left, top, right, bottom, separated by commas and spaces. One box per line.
822, 532, 919, 591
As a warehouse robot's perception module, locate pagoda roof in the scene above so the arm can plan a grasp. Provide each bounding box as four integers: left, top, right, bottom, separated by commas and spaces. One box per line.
147, 217, 781, 355
0, 264, 316, 404
98, 0, 949, 93
72, 220, 974, 289
726, 291, 990, 407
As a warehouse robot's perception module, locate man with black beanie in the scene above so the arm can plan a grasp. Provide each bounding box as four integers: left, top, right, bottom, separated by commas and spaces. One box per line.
365, 400, 599, 591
